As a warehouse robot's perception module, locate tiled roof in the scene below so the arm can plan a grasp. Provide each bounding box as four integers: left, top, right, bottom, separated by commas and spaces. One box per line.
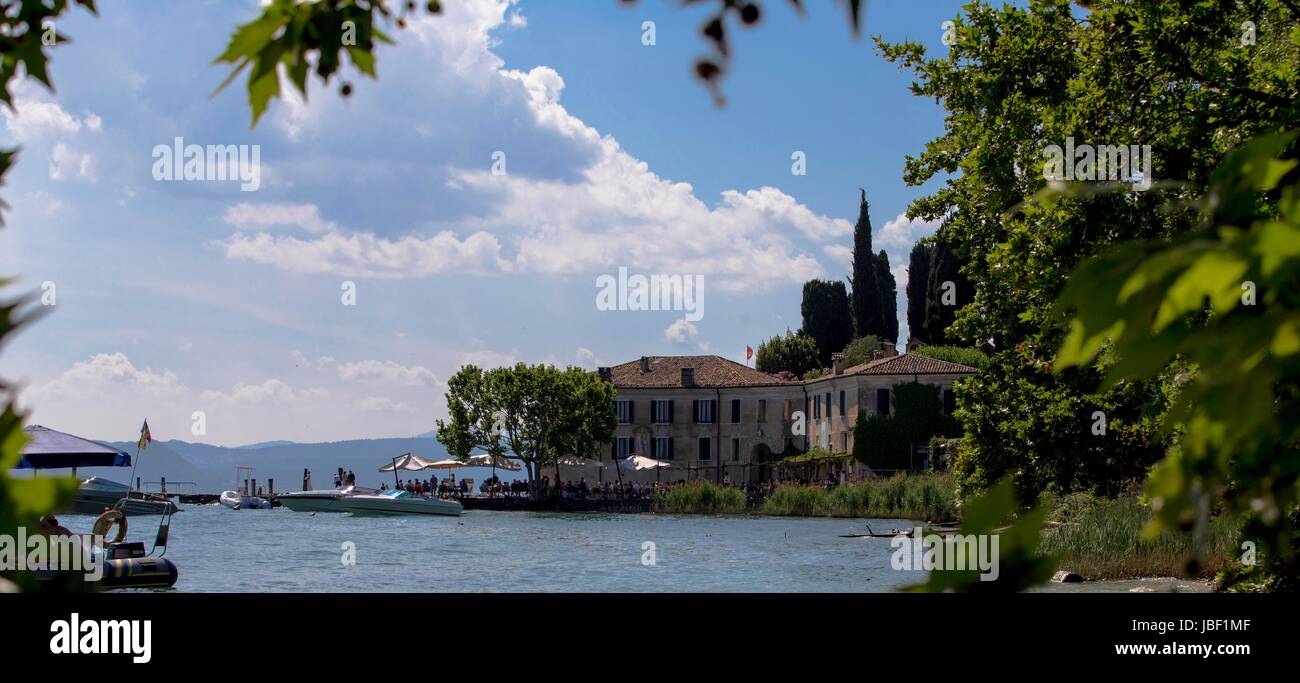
606, 355, 791, 388
838, 353, 977, 376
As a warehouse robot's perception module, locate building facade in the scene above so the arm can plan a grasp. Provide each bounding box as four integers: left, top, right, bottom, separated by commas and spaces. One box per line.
597, 349, 977, 483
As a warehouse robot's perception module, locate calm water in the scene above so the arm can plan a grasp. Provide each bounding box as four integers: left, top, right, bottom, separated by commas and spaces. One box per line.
59, 505, 1208, 593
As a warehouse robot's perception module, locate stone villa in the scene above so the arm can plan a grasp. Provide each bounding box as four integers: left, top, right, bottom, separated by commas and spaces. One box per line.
597, 344, 977, 483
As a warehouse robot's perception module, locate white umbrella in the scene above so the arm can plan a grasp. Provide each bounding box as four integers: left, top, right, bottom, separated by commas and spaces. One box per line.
467, 453, 521, 471
618, 454, 670, 471
377, 452, 442, 472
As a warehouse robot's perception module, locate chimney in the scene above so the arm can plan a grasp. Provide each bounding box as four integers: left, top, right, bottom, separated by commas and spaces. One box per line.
598, 367, 612, 382
831, 352, 844, 376
906, 339, 921, 353
882, 340, 899, 357
872, 350, 884, 360
681, 367, 695, 386
639, 356, 650, 373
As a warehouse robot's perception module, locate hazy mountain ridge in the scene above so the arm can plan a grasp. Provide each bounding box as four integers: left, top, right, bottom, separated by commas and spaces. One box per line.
97, 436, 451, 493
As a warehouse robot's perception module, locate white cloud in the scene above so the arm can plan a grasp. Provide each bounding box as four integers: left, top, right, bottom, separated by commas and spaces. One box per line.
221, 0, 839, 293
664, 318, 700, 346
223, 202, 339, 234
23, 352, 186, 405
2, 89, 100, 141
48, 143, 96, 183
21, 190, 64, 218
199, 379, 327, 405
220, 229, 510, 278
877, 213, 941, 253
320, 358, 439, 387
353, 396, 415, 413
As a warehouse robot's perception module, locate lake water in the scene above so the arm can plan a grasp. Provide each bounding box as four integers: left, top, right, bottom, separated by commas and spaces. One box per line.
58, 505, 1209, 593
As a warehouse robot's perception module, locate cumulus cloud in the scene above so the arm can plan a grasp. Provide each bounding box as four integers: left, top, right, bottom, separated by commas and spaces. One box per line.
223, 0, 840, 292
664, 319, 700, 346
223, 202, 339, 234
23, 352, 186, 405
2, 88, 101, 141
220, 228, 510, 278
353, 396, 415, 413
48, 143, 96, 183
199, 379, 327, 405
319, 357, 440, 387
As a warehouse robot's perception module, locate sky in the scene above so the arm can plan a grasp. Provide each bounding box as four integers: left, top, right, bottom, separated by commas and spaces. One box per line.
0, 0, 968, 446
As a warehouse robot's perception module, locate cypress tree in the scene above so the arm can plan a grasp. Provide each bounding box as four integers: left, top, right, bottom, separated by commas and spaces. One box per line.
800, 279, 854, 368
850, 189, 885, 338
906, 242, 931, 344
875, 248, 898, 343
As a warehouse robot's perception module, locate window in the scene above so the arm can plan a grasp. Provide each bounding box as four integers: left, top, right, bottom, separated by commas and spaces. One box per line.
943, 389, 956, 416
839, 391, 846, 418
814, 395, 821, 419
698, 437, 712, 461
614, 437, 633, 458
651, 399, 673, 424
842, 432, 849, 453
653, 436, 672, 460
694, 399, 716, 423
825, 392, 832, 418
731, 398, 741, 423
615, 400, 633, 423
731, 437, 740, 461
757, 399, 767, 423
876, 388, 891, 416
783, 399, 792, 420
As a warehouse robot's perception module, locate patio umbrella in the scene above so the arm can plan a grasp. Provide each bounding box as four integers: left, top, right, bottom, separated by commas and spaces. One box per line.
17, 425, 130, 471
377, 452, 443, 472
467, 453, 521, 471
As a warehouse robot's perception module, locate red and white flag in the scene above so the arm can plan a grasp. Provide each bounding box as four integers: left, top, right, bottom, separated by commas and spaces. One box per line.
746, 345, 754, 364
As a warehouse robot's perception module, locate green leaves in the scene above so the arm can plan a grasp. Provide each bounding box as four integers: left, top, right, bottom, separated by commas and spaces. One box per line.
1052, 131, 1300, 577
906, 478, 1057, 593
212, 0, 400, 128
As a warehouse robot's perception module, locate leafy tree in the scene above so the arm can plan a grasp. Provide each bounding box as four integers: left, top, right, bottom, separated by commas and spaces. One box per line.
800, 279, 853, 368
755, 329, 821, 378
437, 363, 616, 494
911, 345, 989, 371
877, 0, 1300, 506
839, 335, 882, 368
1054, 132, 1300, 585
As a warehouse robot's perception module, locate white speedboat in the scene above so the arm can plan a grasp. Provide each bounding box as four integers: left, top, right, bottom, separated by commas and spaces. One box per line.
338, 489, 463, 517
277, 485, 375, 513
72, 476, 179, 515
219, 490, 272, 510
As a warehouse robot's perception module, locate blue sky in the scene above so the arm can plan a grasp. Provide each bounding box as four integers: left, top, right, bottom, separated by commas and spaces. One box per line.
0, 0, 968, 445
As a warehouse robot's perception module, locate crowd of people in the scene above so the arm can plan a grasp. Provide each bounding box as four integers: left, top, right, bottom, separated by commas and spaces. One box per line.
309, 463, 853, 505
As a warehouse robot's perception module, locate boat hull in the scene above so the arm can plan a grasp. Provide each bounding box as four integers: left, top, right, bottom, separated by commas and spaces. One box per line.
219, 491, 272, 510
340, 496, 463, 517
70, 479, 178, 516
278, 493, 348, 513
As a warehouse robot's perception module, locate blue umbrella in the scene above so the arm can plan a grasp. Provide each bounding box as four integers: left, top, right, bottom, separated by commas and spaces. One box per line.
16, 425, 130, 470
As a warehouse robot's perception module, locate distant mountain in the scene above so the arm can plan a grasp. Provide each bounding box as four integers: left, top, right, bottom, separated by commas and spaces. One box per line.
236, 440, 294, 450
105, 436, 460, 493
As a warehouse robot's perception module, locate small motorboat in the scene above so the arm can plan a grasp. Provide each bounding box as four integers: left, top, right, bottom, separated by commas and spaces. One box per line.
277, 485, 375, 513
219, 490, 272, 510
338, 489, 463, 517
73, 477, 179, 516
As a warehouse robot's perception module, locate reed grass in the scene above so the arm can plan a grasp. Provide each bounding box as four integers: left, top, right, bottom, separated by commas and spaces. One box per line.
1039, 495, 1240, 580
654, 481, 746, 514
759, 473, 958, 521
